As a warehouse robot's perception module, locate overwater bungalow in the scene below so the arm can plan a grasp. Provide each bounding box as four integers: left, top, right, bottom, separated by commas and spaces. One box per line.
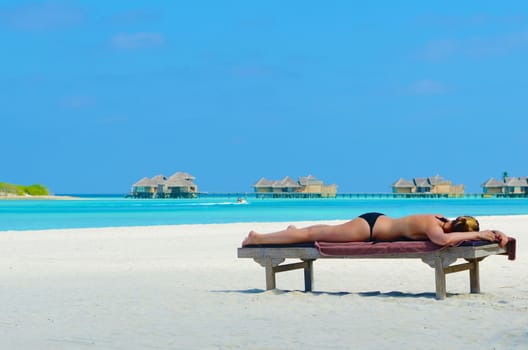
392, 175, 464, 196
161, 172, 198, 198
130, 172, 198, 198
130, 176, 160, 198
482, 176, 528, 197
253, 175, 337, 198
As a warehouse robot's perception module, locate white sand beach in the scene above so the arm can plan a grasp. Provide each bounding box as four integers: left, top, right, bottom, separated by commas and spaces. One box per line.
0, 215, 526, 349
0, 194, 81, 200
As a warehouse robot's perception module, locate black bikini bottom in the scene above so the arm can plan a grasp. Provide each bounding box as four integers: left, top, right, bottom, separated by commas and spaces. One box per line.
358, 212, 385, 241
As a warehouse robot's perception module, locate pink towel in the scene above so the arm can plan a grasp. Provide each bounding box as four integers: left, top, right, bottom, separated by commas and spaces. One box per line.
315, 241, 442, 256
315, 238, 516, 260
506, 237, 516, 260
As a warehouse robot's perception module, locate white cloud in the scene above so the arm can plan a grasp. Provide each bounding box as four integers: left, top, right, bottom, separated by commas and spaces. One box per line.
416, 39, 457, 62
59, 95, 96, 109
110, 32, 165, 50
408, 80, 448, 95
96, 115, 129, 125
417, 14, 528, 29
0, 1, 85, 31
417, 31, 528, 61
107, 10, 161, 25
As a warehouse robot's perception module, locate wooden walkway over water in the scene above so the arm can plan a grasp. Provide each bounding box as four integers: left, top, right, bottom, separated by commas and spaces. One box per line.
127, 192, 527, 199
194, 192, 520, 199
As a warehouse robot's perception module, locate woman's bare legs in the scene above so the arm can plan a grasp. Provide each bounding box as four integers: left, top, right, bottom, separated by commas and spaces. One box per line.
242, 218, 370, 246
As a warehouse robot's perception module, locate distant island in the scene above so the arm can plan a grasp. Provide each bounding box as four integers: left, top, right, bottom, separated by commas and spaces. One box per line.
0, 182, 78, 200
0, 182, 49, 195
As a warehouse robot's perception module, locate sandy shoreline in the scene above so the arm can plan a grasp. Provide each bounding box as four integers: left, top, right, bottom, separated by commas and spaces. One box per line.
0, 194, 81, 200
1, 216, 526, 349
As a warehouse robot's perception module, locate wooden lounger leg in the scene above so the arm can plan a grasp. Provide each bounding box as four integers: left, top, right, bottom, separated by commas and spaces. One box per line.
303, 259, 314, 292
434, 257, 484, 299
261, 259, 316, 291
468, 259, 480, 294
264, 258, 276, 290
434, 257, 447, 300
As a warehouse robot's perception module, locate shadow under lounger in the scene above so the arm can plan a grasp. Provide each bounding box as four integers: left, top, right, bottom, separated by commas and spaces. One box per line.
237, 239, 516, 300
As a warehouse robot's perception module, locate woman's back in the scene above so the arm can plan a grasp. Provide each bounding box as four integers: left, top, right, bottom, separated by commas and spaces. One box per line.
373, 214, 441, 241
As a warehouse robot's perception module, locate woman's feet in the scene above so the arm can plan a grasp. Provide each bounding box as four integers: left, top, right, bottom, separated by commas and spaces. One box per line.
242, 225, 296, 246
242, 230, 259, 246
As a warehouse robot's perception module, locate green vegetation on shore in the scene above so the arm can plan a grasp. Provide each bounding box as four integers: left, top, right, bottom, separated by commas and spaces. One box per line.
0, 182, 50, 196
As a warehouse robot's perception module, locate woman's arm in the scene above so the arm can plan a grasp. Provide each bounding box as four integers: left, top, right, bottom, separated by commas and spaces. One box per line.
426, 227, 507, 247
490, 230, 509, 248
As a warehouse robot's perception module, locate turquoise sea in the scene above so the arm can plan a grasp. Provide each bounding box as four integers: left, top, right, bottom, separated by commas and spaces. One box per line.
2, 195, 528, 231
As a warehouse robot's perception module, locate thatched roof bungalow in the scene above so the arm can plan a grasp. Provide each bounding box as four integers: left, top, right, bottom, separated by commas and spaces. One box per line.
131, 176, 159, 198
391, 178, 415, 193
392, 175, 464, 196
482, 176, 528, 196
131, 172, 198, 198
253, 175, 336, 198
162, 172, 198, 198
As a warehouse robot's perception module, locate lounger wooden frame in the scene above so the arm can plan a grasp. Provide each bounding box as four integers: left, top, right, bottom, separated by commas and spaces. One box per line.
238, 243, 509, 300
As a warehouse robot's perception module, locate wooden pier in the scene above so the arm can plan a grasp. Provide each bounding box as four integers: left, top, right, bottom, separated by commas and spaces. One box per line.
126, 192, 524, 199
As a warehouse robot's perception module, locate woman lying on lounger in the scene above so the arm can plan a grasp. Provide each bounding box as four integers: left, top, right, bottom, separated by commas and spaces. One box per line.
242, 213, 510, 248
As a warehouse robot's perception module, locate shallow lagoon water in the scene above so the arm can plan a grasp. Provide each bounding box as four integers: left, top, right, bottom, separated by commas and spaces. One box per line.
2, 196, 528, 231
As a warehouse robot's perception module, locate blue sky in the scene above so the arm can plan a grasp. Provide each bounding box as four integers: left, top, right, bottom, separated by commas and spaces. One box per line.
1, 1, 527, 194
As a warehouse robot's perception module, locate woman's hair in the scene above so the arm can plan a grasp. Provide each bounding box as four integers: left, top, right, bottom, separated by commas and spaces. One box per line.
452, 216, 480, 232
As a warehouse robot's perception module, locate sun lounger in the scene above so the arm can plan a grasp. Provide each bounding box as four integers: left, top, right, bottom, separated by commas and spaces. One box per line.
238, 239, 516, 300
